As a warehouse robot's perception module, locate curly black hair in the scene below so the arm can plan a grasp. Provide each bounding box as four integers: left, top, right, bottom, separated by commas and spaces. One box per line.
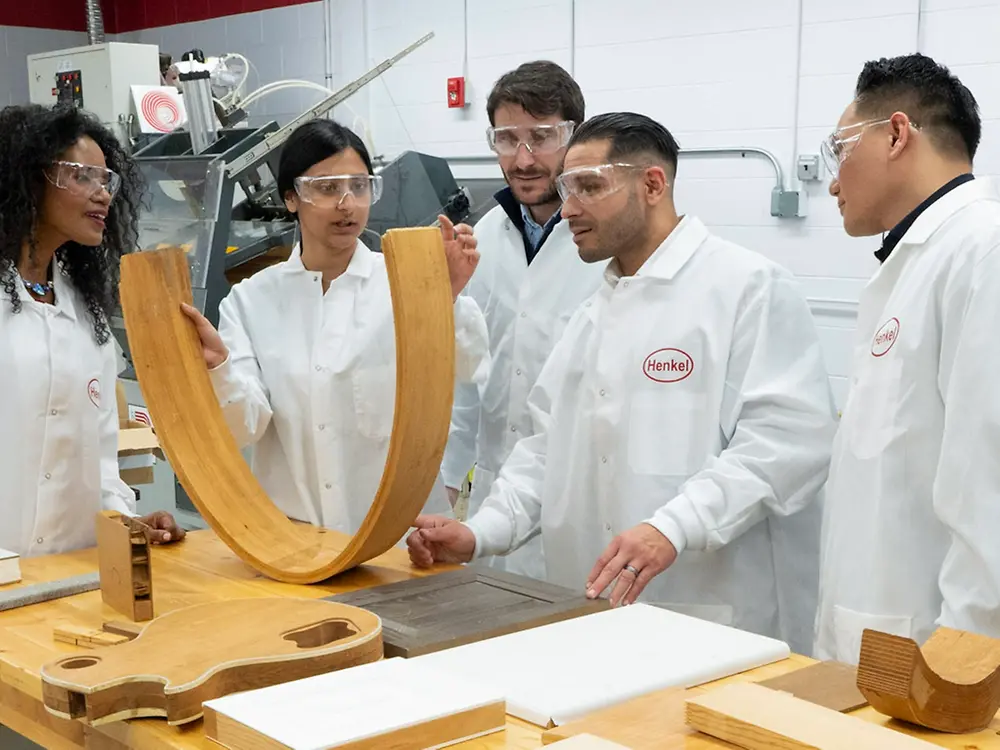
0, 104, 144, 345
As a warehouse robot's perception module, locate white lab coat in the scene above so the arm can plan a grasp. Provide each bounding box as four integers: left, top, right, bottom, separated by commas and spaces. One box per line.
0, 269, 135, 557
466, 216, 837, 648
441, 206, 605, 578
209, 240, 489, 535
815, 178, 1000, 663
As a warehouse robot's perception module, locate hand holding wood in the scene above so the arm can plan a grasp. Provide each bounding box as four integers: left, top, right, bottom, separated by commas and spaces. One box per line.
439, 214, 479, 300
407, 514, 477, 568
180, 303, 229, 370
586, 523, 678, 607
135, 510, 186, 545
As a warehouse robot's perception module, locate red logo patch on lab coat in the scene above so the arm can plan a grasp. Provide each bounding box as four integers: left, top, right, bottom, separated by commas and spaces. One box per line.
87, 378, 101, 408
642, 348, 694, 383
871, 317, 900, 357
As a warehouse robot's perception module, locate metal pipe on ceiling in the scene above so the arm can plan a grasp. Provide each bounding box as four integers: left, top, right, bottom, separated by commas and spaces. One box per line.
85, 0, 106, 45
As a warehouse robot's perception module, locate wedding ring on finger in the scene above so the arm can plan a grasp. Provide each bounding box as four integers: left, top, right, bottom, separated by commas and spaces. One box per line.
623, 564, 640, 577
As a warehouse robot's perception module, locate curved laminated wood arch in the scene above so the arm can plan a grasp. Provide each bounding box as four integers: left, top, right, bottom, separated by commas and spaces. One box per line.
857, 626, 1000, 733
119, 228, 455, 583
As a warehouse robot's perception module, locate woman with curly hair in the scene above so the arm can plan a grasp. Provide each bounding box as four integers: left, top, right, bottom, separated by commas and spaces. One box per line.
0, 103, 184, 557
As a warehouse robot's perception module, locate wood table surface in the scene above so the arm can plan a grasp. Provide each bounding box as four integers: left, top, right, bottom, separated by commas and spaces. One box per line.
1, 529, 998, 749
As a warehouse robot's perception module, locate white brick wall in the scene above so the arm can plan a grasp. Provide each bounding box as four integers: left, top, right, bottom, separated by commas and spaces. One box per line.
357, 0, 1000, 408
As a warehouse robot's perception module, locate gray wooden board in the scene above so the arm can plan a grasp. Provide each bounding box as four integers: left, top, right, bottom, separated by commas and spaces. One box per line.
326, 568, 609, 658
0, 573, 100, 612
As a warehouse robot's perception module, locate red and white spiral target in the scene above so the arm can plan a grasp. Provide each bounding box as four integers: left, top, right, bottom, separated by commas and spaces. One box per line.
141, 91, 181, 132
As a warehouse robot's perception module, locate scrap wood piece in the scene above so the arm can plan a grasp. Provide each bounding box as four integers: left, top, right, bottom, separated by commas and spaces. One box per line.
95, 511, 153, 622
541, 687, 687, 748
756, 660, 867, 713
102, 621, 143, 640
685, 682, 939, 750
53, 625, 129, 649
857, 626, 1000, 733
119, 228, 455, 584
40, 597, 383, 726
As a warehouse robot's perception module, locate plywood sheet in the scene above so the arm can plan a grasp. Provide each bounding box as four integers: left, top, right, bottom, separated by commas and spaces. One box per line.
686, 682, 939, 749
203, 656, 505, 750
756, 660, 867, 712
415, 603, 790, 727
328, 568, 608, 657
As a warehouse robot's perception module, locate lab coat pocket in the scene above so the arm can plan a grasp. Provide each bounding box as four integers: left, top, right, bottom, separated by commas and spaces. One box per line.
350, 365, 395, 441
628, 392, 704, 476
848, 358, 903, 460
832, 605, 912, 665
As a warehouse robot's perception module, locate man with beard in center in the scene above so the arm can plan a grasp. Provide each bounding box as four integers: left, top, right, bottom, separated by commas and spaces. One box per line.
440, 61, 605, 579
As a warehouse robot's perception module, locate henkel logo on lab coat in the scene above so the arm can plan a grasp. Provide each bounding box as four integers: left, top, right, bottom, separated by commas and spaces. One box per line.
643, 348, 694, 383
871, 317, 900, 357
87, 378, 101, 408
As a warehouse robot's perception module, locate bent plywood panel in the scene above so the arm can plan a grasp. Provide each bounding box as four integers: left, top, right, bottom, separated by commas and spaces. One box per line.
857, 626, 1000, 733
40, 598, 382, 726
119, 228, 455, 583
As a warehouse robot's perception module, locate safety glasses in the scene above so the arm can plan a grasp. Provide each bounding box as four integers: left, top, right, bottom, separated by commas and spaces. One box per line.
487, 120, 575, 156
293, 174, 383, 208
555, 163, 653, 204
820, 118, 919, 178
47, 161, 122, 201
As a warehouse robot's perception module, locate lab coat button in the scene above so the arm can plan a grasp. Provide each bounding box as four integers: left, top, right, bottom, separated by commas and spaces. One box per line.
623, 281, 630, 288
44, 472, 52, 480
605, 524, 611, 531
325, 482, 332, 490
318, 424, 325, 431
50, 409, 57, 416
520, 312, 527, 319
315, 365, 321, 372
509, 425, 517, 432
601, 456, 608, 464
36, 537, 43, 544
600, 389, 606, 397
515, 368, 522, 376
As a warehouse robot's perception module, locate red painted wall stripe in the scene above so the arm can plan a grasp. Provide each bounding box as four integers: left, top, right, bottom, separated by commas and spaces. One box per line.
0, 0, 316, 34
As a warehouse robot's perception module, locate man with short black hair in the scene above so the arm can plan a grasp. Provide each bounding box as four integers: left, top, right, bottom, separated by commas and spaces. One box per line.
440, 61, 604, 579
415, 112, 836, 648
816, 53, 1000, 662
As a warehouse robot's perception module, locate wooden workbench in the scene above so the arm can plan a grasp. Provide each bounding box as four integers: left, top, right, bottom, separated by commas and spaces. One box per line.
1, 530, 997, 749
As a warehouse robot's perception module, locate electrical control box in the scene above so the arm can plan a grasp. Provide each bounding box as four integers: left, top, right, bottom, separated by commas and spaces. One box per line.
27, 42, 160, 147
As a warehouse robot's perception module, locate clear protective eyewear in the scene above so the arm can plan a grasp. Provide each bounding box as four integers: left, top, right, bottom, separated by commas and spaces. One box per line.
487, 120, 575, 156
293, 174, 383, 207
820, 117, 918, 178
555, 163, 651, 204
47, 160, 121, 201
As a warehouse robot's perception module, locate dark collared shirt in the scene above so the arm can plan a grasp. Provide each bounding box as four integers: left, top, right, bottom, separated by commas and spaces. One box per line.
494, 187, 562, 265
875, 173, 975, 263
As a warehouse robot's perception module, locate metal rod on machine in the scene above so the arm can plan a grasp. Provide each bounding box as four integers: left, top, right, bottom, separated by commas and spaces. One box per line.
224, 32, 435, 178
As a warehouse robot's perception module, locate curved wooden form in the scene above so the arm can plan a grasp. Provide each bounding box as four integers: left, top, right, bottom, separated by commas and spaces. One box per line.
857, 626, 1000, 733
119, 228, 455, 583
40, 598, 383, 726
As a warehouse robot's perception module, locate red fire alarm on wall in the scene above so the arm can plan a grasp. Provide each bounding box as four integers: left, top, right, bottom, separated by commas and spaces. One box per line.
447, 76, 466, 108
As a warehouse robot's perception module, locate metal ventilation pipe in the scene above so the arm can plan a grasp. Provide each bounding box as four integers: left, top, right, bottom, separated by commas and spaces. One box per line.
85, 0, 106, 45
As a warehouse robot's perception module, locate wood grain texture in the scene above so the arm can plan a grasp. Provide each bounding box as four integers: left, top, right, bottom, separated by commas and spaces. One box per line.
686, 682, 940, 749
96, 512, 154, 622
39, 598, 382, 726
541, 688, 685, 747
328, 568, 609, 658
755, 661, 867, 713
857, 626, 1000, 733
118, 227, 455, 584
545, 736, 634, 749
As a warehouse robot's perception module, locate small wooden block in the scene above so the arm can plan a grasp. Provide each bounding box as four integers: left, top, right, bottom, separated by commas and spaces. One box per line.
546, 735, 634, 749
756, 660, 867, 712
327, 567, 608, 658
95, 511, 154, 622
686, 682, 939, 749
53, 625, 129, 649
541, 688, 686, 748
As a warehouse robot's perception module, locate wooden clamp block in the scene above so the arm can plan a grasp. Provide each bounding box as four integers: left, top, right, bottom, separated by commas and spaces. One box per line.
95, 511, 153, 621
119, 230, 457, 584
686, 682, 939, 749
53, 625, 130, 649
857, 626, 1000, 733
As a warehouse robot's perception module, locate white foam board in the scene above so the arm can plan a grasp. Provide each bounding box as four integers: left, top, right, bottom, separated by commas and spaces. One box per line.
203, 656, 505, 750
414, 603, 790, 727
